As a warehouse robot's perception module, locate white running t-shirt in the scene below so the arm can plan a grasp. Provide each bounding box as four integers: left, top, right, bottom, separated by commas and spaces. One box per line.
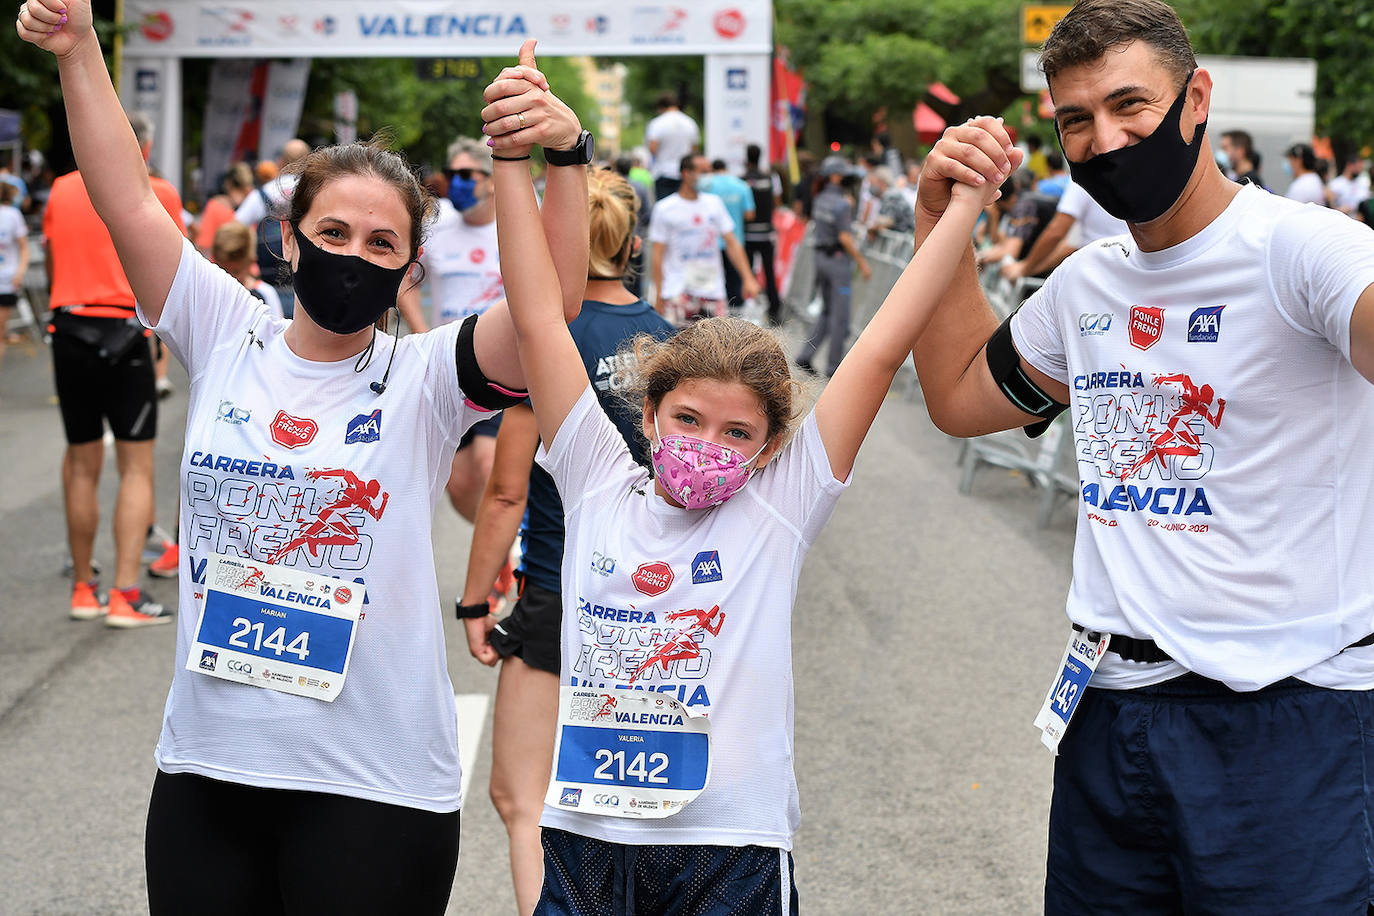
645, 110, 701, 180
143, 237, 483, 812
648, 194, 735, 301
418, 199, 503, 327
1012, 184, 1374, 692
1057, 181, 1128, 246
538, 386, 848, 848
0, 205, 25, 294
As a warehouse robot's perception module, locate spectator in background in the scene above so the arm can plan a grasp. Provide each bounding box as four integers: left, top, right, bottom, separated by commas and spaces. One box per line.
976, 174, 1057, 270
865, 166, 915, 237
899, 157, 924, 212
871, 129, 904, 175
44, 110, 182, 627
0, 159, 29, 213
210, 222, 282, 320
235, 138, 310, 316
1330, 155, 1371, 217
1284, 143, 1326, 205
699, 158, 756, 310
796, 155, 871, 376
193, 162, 252, 258
1036, 151, 1069, 199
1219, 130, 1265, 189
1025, 135, 1050, 181
742, 143, 784, 325
793, 150, 819, 218
1002, 181, 1128, 282
644, 92, 700, 202
613, 155, 651, 296
0, 181, 29, 375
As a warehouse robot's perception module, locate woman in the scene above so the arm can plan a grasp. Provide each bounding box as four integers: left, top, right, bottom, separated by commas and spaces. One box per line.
194, 161, 253, 257
459, 168, 673, 914
18, 8, 590, 912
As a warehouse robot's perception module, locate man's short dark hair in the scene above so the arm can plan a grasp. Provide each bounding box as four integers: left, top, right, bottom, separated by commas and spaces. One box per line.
656, 92, 679, 111
1040, 0, 1197, 88
614, 155, 633, 177
1222, 130, 1255, 159
679, 153, 697, 176
711, 158, 727, 172
746, 144, 762, 167
1046, 151, 1064, 171
1286, 143, 1316, 172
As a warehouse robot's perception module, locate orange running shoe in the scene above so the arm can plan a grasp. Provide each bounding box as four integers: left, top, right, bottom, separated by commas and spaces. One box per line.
70, 580, 107, 620
488, 558, 516, 615
148, 541, 180, 578
106, 588, 173, 628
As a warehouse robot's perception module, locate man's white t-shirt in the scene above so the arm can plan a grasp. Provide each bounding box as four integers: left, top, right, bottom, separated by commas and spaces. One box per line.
537, 386, 848, 848
0, 205, 26, 294
1012, 184, 1374, 692
141, 237, 484, 812
1284, 172, 1327, 206
234, 174, 300, 227
418, 199, 503, 326
1328, 174, 1370, 213
645, 110, 701, 180
648, 193, 735, 301
1057, 181, 1128, 246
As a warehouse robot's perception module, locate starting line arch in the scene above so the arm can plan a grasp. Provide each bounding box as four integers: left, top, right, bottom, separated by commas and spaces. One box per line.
120, 0, 773, 193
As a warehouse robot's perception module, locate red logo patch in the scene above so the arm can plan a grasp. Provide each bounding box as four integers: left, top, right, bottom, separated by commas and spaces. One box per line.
1129, 306, 1164, 351
632, 561, 674, 597
469, 249, 485, 264
713, 8, 745, 38
334, 586, 352, 604
140, 10, 174, 41
270, 411, 318, 449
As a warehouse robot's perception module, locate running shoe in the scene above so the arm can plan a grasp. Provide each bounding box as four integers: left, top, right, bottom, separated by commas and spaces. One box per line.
70, 580, 107, 620
106, 589, 174, 628
489, 558, 516, 615
61, 556, 102, 579
147, 541, 180, 578
142, 525, 176, 564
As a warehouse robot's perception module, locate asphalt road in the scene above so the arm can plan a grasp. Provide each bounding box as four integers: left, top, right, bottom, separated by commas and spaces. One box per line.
0, 329, 1077, 915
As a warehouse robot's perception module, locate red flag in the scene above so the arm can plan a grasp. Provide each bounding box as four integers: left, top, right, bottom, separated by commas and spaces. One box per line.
770, 49, 806, 182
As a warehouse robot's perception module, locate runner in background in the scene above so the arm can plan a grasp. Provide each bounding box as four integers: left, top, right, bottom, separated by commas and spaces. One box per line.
397, 135, 515, 609
194, 162, 252, 258
486, 56, 1010, 914
234, 138, 309, 317
458, 168, 673, 916
644, 92, 700, 203
698, 158, 755, 312
0, 181, 28, 377
742, 143, 785, 325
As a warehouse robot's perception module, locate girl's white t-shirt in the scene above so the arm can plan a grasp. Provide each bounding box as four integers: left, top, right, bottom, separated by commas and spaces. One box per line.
142, 238, 483, 812
0, 205, 26, 294
537, 386, 849, 849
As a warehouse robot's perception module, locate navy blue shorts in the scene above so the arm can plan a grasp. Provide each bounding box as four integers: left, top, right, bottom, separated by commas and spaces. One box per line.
1047, 673, 1374, 915
535, 827, 798, 916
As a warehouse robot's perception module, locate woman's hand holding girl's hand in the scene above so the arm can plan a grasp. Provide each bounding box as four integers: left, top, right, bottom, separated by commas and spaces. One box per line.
481, 39, 583, 160
16, 0, 91, 57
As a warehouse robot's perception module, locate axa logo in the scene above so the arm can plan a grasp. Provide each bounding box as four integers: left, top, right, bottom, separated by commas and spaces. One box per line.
559, 787, 582, 807
199, 649, 218, 671
1187, 305, 1226, 343
345, 409, 381, 444
691, 550, 722, 584
1079, 313, 1112, 337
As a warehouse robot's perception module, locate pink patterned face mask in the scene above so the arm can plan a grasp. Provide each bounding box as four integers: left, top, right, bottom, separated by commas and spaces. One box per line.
650, 414, 767, 510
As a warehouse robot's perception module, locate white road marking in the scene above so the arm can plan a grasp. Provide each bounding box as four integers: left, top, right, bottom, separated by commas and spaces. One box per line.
455, 692, 490, 803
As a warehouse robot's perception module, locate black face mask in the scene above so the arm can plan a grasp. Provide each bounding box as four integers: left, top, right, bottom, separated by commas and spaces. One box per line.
288, 222, 411, 335
1060, 71, 1205, 224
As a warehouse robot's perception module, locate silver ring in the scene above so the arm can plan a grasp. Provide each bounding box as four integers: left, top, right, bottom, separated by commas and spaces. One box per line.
517, 111, 527, 130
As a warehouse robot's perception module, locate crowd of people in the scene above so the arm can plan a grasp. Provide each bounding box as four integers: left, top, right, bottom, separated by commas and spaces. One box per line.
12, 0, 1374, 913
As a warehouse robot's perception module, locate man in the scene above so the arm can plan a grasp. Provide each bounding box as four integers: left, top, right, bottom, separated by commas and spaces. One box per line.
648, 154, 757, 325
644, 92, 700, 202
396, 136, 512, 602
1283, 142, 1326, 205
1219, 129, 1266, 189
975, 174, 1057, 268
796, 156, 871, 376
1036, 150, 1070, 199
912, 1, 1374, 911
863, 166, 916, 237
698, 158, 755, 310
741, 143, 784, 324
1002, 179, 1127, 281
44, 111, 182, 627
233, 137, 309, 316
1328, 155, 1370, 216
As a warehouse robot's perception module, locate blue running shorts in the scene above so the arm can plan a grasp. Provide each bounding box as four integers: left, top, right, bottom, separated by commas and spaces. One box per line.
535, 827, 798, 916
1046, 673, 1374, 915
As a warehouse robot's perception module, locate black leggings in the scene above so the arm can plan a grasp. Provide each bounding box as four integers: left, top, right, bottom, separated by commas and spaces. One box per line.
145, 771, 460, 915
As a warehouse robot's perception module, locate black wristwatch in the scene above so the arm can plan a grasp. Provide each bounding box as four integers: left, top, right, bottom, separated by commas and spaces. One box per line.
544, 130, 594, 167
455, 599, 491, 620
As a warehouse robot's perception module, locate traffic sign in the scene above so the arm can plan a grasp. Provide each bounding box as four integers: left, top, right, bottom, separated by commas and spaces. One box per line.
1022, 4, 1072, 45
1021, 49, 1048, 93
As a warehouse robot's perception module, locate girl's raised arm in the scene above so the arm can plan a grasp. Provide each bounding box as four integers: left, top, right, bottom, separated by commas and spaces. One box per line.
18, 0, 185, 323
813, 121, 1021, 480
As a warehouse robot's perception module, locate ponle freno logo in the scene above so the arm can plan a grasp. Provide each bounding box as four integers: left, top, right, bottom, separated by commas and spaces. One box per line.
1129, 305, 1164, 351
270, 411, 318, 449
713, 8, 745, 38
632, 561, 674, 597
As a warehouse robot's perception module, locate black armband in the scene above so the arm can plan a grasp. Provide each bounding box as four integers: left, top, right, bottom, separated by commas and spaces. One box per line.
985, 313, 1068, 439
455, 314, 529, 411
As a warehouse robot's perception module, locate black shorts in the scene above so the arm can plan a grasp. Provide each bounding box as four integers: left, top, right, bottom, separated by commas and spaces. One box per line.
50, 314, 157, 444
489, 577, 562, 675
0, 292, 16, 308
457, 411, 503, 451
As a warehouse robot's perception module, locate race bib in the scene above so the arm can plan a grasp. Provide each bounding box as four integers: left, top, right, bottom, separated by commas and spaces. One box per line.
1033, 628, 1110, 754
546, 687, 711, 819
683, 258, 718, 292
185, 554, 364, 702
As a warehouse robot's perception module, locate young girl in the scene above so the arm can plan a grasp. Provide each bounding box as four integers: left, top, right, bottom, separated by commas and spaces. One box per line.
211, 221, 283, 319
485, 58, 1017, 912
